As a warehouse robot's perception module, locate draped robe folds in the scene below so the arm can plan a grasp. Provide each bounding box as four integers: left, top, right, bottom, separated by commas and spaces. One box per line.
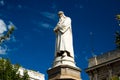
54, 16, 74, 58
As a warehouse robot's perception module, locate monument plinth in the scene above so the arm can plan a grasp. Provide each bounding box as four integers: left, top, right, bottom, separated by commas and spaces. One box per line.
47, 65, 81, 80
47, 11, 82, 80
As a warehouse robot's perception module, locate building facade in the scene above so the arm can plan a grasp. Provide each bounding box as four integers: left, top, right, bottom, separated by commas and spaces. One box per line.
19, 67, 45, 80
86, 49, 120, 80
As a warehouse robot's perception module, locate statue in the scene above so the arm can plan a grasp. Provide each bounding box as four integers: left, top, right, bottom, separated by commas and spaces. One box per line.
47, 11, 81, 80
54, 11, 74, 58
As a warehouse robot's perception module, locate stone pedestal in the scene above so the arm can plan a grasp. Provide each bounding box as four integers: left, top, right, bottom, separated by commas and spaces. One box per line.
47, 65, 82, 80
53, 55, 76, 68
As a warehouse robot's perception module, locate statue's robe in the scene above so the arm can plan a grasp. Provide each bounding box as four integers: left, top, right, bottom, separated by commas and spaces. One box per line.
54, 16, 74, 58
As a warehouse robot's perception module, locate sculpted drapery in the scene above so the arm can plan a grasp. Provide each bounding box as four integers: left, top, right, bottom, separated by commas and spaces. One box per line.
54, 11, 74, 58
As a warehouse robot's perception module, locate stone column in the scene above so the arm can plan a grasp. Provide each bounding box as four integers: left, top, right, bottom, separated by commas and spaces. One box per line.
107, 65, 112, 79
93, 70, 98, 80
88, 72, 93, 80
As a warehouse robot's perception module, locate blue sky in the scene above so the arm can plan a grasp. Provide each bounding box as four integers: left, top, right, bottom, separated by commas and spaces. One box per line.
0, 0, 120, 80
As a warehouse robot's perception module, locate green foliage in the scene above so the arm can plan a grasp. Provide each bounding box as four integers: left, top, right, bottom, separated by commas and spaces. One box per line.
115, 31, 120, 49
0, 26, 15, 44
0, 58, 29, 80
111, 76, 119, 80
116, 14, 120, 20
22, 70, 29, 80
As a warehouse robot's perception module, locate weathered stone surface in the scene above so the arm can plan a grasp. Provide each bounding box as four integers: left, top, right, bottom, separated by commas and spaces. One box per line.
86, 49, 120, 80
47, 65, 82, 80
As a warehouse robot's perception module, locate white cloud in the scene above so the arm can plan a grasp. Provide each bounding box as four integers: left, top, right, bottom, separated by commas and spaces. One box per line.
0, 19, 17, 55
11, 36, 17, 42
75, 4, 84, 9
32, 20, 54, 29
85, 56, 88, 61
8, 21, 17, 30
0, 0, 5, 6
40, 12, 57, 21
79, 5, 84, 9
0, 19, 7, 34
39, 22, 53, 29
0, 45, 7, 55
39, 12, 57, 29
17, 4, 22, 9
51, 3, 57, 11
51, 3, 56, 9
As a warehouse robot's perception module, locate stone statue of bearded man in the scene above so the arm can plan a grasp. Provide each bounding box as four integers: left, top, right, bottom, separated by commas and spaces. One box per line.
54, 11, 74, 59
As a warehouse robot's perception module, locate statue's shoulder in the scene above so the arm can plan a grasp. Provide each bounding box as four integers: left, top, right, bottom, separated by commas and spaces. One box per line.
66, 17, 71, 21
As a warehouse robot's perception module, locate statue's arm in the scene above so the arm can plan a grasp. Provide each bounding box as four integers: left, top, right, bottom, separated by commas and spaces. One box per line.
54, 17, 71, 34
54, 23, 60, 34
54, 20, 63, 33
59, 17, 71, 33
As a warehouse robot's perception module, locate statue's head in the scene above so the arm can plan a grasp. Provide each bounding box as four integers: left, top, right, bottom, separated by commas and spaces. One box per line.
58, 11, 65, 18
58, 11, 64, 15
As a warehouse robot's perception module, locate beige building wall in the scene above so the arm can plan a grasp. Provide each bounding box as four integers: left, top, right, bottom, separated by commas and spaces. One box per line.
86, 49, 120, 80
19, 67, 45, 80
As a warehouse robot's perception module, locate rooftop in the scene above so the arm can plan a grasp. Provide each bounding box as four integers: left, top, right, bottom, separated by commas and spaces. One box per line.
19, 67, 45, 80
88, 49, 120, 68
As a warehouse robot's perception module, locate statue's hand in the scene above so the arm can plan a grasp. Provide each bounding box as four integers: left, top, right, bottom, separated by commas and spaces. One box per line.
54, 28, 58, 33
54, 25, 60, 32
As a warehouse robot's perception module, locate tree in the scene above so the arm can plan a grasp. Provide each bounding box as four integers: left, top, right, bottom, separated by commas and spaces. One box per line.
0, 26, 14, 44
116, 14, 120, 26
115, 14, 120, 49
0, 24, 29, 80
22, 70, 29, 80
111, 76, 119, 80
0, 58, 29, 80
115, 31, 120, 49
